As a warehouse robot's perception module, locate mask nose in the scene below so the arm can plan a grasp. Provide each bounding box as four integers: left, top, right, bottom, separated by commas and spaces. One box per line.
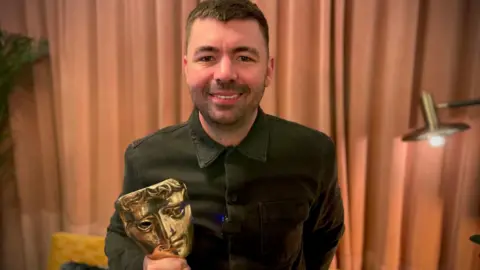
169, 226, 177, 236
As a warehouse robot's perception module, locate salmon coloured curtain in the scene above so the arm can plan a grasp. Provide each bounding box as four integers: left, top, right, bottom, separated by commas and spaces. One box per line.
0, 0, 479, 269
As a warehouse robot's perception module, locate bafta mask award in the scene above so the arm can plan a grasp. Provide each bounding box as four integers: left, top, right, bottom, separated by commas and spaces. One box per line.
115, 178, 193, 260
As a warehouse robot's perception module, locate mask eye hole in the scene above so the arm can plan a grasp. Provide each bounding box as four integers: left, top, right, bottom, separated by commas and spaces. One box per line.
162, 206, 185, 219
138, 220, 153, 231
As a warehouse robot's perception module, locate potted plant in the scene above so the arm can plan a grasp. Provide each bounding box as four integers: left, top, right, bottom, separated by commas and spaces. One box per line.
0, 29, 49, 141
0, 28, 49, 230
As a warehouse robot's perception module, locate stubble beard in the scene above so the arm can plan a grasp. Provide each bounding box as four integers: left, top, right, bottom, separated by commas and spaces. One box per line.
193, 82, 266, 130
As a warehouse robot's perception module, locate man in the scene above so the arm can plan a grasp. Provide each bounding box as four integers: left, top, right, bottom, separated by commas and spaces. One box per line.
105, 0, 345, 269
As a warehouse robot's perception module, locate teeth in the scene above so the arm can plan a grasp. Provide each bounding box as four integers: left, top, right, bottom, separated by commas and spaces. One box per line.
214, 95, 239, 100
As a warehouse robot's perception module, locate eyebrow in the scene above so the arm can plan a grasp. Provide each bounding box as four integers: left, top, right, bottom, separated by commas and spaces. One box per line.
234, 46, 260, 58
194, 46, 219, 55
164, 202, 184, 209
193, 46, 260, 58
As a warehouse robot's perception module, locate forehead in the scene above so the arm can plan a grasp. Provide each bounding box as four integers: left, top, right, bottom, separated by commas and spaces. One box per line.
188, 18, 266, 54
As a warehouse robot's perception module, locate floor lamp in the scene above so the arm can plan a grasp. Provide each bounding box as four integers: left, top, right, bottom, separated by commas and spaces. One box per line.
401, 91, 480, 246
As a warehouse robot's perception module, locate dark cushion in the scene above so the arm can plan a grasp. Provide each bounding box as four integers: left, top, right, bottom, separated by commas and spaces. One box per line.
60, 261, 107, 270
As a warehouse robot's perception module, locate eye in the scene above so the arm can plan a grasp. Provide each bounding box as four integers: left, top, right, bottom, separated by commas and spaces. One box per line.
137, 220, 153, 231
237, 55, 253, 62
173, 207, 185, 218
163, 206, 185, 219
198, 56, 214, 62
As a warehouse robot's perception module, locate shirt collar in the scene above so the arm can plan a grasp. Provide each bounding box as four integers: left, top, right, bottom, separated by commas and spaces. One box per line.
188, 108, 269, 168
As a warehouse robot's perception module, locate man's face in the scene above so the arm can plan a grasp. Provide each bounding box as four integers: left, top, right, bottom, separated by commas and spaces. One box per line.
184, 18, 274, 126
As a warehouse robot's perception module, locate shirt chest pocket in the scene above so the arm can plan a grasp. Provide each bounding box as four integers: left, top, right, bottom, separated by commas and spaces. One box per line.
259, 200, 310, 263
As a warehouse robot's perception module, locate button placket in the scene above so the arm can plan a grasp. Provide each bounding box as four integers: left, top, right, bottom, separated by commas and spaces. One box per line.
222, 158, 248, 264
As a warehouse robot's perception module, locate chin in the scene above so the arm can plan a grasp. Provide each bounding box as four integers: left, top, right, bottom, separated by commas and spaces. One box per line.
174, 246, 188, 257
208, 111, 242, 125
213, 118, 239, 126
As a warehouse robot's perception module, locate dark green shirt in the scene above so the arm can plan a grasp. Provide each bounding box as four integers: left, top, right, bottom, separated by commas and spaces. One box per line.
105, 108, 344, 270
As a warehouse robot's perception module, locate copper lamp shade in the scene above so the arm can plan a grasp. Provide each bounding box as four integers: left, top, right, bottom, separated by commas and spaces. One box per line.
402, 92, 470, 142
402, 92, 480, 247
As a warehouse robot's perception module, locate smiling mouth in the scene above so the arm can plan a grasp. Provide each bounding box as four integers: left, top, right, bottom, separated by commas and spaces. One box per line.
209, 93, 243, 100
169, 235, 186, 249
154, 235, 185, 254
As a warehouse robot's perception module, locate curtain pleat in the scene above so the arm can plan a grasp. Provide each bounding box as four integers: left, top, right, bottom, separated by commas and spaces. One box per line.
0, 0, 478, 269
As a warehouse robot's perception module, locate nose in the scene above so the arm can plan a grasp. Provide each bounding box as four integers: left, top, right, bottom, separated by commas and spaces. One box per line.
214, 56, 237, 81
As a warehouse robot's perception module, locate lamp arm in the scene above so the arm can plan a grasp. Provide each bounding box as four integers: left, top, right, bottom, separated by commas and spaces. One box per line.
436, 98, 480, 109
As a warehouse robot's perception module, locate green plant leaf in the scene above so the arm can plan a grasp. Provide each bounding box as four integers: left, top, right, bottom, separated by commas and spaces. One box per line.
0, 28, 49, 180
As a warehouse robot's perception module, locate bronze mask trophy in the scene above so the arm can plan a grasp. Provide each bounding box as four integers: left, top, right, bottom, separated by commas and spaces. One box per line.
115, 178, 193, 260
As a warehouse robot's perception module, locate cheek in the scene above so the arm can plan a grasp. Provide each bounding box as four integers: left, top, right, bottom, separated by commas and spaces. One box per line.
130, 228, 155, 243
239, 69, 266, 87
186, 67, 212, 88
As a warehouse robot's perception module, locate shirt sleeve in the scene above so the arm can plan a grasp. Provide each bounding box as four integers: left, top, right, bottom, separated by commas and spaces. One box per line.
303, 138, 345, 270
104, 144, 145, 270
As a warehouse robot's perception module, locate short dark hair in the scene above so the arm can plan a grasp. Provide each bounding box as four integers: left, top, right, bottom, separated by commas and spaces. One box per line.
185, 0, 269, 53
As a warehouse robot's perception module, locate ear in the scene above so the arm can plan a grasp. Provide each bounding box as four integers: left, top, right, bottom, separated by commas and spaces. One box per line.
264, 57, 275, 87
183, 55, 188, 77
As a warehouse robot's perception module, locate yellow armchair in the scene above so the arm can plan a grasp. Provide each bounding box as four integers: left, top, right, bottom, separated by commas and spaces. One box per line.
47, 232, 108, 270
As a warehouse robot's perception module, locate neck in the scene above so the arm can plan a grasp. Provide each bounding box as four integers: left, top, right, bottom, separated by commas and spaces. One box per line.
199, 109, 258, 146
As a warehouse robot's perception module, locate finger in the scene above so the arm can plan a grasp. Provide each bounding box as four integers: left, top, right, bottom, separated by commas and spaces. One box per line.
180, 260, 190, 269
149, 257, 188, 269
148, 246, 181, 260
180, 262, 191, 270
